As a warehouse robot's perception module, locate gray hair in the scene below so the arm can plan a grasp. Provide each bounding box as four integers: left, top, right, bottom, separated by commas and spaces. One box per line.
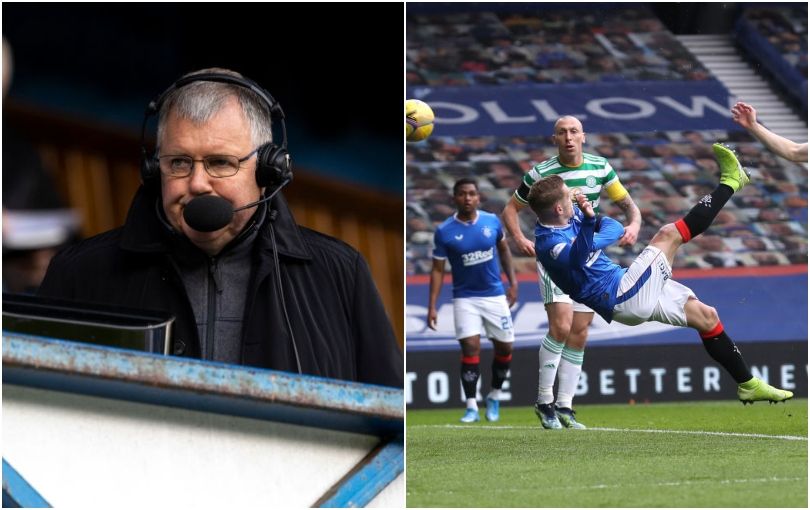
156, 68, 274, 149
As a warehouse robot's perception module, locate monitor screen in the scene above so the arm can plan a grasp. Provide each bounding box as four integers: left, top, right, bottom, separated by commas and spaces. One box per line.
3, 293, 175, 355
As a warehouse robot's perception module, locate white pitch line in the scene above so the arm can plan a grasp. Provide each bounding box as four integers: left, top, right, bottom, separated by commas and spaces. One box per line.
588, 426, 808, 441
411, 424, 807, 441
516, 476, 807, 492
407, 476, 807, 498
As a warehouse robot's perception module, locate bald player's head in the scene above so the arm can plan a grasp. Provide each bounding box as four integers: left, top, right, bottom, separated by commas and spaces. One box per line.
553, 115, 583, 133
552, 116, 586, 165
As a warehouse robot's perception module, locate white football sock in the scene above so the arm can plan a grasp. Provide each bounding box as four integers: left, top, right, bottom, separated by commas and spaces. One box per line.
537, 334, 564, 404
556, 346, 584, 409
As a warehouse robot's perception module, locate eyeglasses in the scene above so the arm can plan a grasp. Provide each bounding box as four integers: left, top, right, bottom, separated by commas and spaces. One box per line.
157, 148, 259, 178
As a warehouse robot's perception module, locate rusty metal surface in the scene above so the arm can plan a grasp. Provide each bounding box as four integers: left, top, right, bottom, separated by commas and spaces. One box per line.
3, 333, 403, 436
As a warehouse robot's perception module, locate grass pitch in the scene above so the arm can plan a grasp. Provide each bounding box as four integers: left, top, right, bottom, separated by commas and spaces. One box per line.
406, 400, 807, 507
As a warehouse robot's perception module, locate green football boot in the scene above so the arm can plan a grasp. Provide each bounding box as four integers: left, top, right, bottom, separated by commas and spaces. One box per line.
737, 377, 794, 405
712, 143, 750, 193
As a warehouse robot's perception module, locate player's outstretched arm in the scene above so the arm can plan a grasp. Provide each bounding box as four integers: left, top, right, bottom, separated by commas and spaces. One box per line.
569, 195, 598, 268
732, 102, 808, 163
613, 194, 642, 246
593, 216, 625, 249
502, 196, 535, 256
604, 178, 641, 246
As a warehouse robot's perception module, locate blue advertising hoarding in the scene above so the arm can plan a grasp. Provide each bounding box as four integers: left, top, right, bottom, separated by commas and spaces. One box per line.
407, 268, 807, 351
408, 80, 742, 136
406, 269, 807, 407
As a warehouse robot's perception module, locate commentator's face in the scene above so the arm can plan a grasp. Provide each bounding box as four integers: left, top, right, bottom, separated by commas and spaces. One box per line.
160, 97, 262, 255
552, 116, 585, 163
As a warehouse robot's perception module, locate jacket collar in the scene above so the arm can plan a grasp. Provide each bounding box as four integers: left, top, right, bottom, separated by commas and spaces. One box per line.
119, 186, 313, 261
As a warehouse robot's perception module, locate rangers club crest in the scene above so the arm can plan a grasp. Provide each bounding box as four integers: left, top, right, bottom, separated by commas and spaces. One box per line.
482, 226, 493, 238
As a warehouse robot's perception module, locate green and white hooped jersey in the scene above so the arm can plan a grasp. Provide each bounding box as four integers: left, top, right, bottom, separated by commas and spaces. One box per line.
513, 153, 619, 213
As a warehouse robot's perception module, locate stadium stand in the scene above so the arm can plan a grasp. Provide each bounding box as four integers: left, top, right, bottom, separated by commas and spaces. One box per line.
406, 6, 712, 87
408, 130, 807, 274
735, 6, 808, 110
406, 5, 807, 277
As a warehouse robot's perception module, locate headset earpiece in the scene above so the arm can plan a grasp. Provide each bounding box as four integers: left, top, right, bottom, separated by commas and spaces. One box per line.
140, 147, 160, 183
256, 143, 292, 187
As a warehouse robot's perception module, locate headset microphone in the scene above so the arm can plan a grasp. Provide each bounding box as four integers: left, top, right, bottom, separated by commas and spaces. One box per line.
183, 178, 291, 232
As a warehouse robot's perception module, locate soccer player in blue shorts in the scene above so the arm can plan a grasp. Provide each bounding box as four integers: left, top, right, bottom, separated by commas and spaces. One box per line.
428, 178, 518, 423
526, 144, 793, 408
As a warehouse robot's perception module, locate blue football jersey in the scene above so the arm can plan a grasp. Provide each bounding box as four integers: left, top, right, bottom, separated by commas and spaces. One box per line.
534, 208, 626, 321
433, 211, 506, 298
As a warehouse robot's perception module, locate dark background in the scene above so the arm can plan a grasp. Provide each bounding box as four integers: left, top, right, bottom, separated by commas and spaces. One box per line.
3, 2, 403, 193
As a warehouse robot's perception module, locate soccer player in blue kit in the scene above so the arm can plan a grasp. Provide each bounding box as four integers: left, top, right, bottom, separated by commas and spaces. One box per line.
526, 144, 793, 405
428, 178, 518, 422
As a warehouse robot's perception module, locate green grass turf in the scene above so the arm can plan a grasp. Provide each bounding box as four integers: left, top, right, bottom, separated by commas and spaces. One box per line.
406, 399, 807, 507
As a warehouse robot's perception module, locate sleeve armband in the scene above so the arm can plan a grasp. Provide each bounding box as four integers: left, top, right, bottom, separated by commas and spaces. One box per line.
605, 180, 629, 203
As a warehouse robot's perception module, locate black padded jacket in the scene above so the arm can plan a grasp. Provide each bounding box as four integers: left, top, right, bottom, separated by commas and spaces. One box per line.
38, 186, 403, 388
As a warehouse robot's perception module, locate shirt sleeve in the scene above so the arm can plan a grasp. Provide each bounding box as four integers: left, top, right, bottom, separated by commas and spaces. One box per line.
514, 180, 532, 204
569, 215, 597, 269
537, 231, 573, 275
593, 216, 625, 249
514, 166, 540, 204
603, 161, 629, 202
432, 228, 447, 259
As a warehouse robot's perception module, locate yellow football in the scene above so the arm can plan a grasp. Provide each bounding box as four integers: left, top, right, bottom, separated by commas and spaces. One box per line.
406, 99, 434, 142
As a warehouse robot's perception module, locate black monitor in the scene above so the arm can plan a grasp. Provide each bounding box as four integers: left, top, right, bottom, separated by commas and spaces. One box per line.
2, 293, 174, 355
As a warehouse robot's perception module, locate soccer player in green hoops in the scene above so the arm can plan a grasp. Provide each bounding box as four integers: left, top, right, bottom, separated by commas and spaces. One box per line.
502, 116, 642, 429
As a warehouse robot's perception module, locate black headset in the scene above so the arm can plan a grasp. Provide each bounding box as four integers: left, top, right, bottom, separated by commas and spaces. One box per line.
140, 72, 292, 187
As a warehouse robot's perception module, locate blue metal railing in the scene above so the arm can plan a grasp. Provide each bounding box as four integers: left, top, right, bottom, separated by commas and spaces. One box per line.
2, 332, 404, 506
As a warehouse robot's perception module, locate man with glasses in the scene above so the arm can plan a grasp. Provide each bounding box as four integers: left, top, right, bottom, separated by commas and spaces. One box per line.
38, 68, 402, 387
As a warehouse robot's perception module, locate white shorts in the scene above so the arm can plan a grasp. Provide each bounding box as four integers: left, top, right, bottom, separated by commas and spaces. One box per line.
537, 261, 594, 313
612, 246, 696, 327
453, 296, 515, 343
